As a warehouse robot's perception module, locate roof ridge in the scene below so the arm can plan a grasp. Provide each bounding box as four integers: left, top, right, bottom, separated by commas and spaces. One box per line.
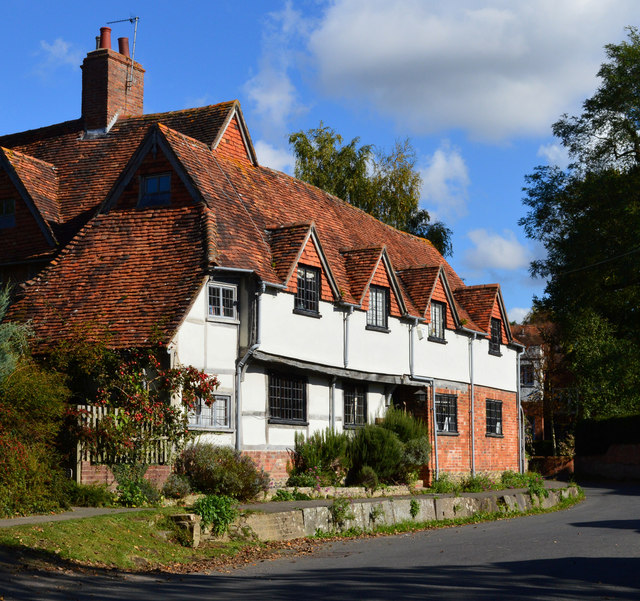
1, 147, 58, 170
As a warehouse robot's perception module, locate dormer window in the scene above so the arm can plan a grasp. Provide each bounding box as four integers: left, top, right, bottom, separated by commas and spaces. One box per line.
366, 285, 389, 331
429, 301, 446, 342
294, 264, 320, 315
139, 173, 171, 207
0, 199, 16, 228
489, 317, 502, 355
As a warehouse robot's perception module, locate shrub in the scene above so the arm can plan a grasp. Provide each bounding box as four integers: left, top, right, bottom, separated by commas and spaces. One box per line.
193, 494, 237, 535
461, 473, 494, 493
288, 429, 349, 486
286, 470, 321, 488
500, 470, 530, 489
352, 465, 379, 490
175, 444, 269, 501
329, 497, 354, 528
272, 489, 312, 501
163, 473, 192, 499
346, 425, 404, 485
428, 473, 460, 494
66, 482, 115, 507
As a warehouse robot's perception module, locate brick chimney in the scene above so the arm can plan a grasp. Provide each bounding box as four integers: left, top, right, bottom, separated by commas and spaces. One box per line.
81, 27, 145, 132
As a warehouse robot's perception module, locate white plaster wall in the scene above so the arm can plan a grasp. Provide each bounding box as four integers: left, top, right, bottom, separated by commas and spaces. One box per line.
347, 311, 410, 375
260, 293, 344, 366
240, 369, 269, 448
413, 329, 470, 383
473, 339, 518, 392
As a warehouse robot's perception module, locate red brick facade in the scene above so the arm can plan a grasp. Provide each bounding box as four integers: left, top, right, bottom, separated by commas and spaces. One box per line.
78, 461, 171, 488
242, 450, 290, 484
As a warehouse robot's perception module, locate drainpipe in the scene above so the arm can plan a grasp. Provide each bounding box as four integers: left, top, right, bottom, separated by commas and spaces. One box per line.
343, 306, 353, 368
235, 282, 264, 451
330, 376, 337, 431
469, 333, 476, 477
517, 348, 524, 473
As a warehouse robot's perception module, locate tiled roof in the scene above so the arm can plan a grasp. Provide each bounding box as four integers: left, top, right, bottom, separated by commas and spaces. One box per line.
3, 101, 512, 347
8, 205, 210, 348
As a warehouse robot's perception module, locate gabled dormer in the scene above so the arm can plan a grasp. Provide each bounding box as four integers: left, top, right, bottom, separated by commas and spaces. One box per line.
266, 222, 340, 316
211, 101, 257, 166
454, 284, 513, 354
341, 246, 407, 330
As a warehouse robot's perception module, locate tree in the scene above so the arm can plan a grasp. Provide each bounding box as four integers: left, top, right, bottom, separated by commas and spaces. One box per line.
289, 123, 453, 256
0, 287, 29, 383
520, 28, 640, 418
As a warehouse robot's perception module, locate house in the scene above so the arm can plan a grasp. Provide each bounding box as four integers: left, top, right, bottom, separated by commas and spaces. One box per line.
1, 27, 524, 485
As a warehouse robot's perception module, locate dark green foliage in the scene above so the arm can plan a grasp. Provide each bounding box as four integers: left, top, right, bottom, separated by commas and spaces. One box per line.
428, 473, 461, 494
66, 482, 115, 507
575, 414, 640, 456
380, 406, 431, 480
272, 489, 312, 501
162, 473, 192, 499
500, 470, 530, 489
288, 429, 349, 486
192, 494, 237, 535
0, 288, 30, 384
175, 444, 269, 501
111, 464, 158, 507
353, 465, 379, 490
461, 473, 493, 493
409, 498, 420, 519
346, 425, 404, 485
289, 124, 453, 256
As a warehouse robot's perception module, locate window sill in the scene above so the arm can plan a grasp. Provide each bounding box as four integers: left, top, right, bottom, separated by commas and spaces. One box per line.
268, 418, 309, 426
366, 325, 390, 333
206, 316, 240, 325
343, 423, 367, 430
436, 430, 459, 436
486, 433, 504, 438
428, 336, 447, 345
293, 308, 322, 319
188, 425, 233, 432
488, 350, 502, 357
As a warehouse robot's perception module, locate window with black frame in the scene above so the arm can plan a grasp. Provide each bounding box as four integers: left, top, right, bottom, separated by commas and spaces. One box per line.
489, 317, 502, 355
139, 173, 171, 207
367, 285, 389, 330
344, 383, 367, 427
429, 300, 446, 341
435, 393, 457, 433
268, 372, 307, 423
486, 399, 502, 435
520, 363, 534, 386
294, 265, 320, 314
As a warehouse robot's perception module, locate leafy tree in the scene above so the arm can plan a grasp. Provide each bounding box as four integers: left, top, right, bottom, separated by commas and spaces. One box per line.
289, 123, 453, 256
520, 28, 640, 418
0, 288, 29, 383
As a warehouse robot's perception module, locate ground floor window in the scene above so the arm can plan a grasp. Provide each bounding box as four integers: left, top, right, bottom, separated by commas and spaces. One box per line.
189, 395, 231, 429
486, 399, 503, 435
268, 372, 307, 423
344, 383, 367, 427
435, 393, 458, 433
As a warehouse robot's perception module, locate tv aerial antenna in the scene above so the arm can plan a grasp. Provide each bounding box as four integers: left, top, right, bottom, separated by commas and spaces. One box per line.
106, 17, 140, 110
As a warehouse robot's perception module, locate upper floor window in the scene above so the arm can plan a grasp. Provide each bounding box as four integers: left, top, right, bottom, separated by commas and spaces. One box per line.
208, 282, 237, 320
268, 372, 307, 424
489, 318, 502, 355
367, 285, 389, 330
294, 264, 320, 315
520, 363, 535, 387
344, 383, 367, 428
435, 393, 458, 434
0, 199, 16, 228
486, 399, 503, 436
139, 173, 171, 207
189, 395, 231, 429
429, 301, 446, 341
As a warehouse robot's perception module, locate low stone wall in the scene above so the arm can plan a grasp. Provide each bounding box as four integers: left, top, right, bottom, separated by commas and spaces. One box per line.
177, 485, 580, 546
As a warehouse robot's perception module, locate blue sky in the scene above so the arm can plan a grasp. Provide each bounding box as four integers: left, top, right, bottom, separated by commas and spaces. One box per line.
1, 0, 637, 321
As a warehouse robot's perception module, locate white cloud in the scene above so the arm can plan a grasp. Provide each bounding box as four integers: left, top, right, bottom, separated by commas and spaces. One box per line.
537, 143, 570, 169
306, 0, 637, 141
244, 1, 308, 140
508, 307, 531, 324
419, 142, 469, 220
255, 140, 295, 173
36, 38, 82, 76
464, 229, 531, 271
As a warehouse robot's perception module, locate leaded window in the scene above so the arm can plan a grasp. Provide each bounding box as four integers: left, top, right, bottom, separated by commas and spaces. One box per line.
489, 318, 502, 355
367, 285, 389, 329
429, 301, 446, 341
208, 282, 237, 320
0, 199, 15, 228
189, 395, 231, 429
486, 399, 502, 435
139, 173, 171, 207
520, 363, 534, 387
435, 393, 457, 433
344, 383, 367, 427
294, 265, 320, 314
268, 373, 307, 423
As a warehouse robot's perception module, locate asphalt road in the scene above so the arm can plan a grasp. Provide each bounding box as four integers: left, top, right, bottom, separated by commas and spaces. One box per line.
1, 482, 639, 600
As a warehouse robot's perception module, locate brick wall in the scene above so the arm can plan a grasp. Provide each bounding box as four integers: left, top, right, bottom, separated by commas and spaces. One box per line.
242, 450, 290, 485
78, 461, 171, 488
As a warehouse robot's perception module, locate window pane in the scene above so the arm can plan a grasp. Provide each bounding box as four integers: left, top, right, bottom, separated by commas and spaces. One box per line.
486, 399, 502, 434
344, 384, 367, 426
367, 286, 388, 328
269, 373, 306, 422
208, 283, 236, 319
435, 394, 457, 433
429, 301, 445, 339
295, 265, 319, 313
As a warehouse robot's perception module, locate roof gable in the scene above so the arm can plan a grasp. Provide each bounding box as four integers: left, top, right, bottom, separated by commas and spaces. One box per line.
211, 103, 257, 166
455, 284, 512, 342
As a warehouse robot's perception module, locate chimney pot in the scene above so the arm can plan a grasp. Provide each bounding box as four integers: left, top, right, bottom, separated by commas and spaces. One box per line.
118, 37, 130, 58
99, 27, 112, 50
95, 36, 100, 50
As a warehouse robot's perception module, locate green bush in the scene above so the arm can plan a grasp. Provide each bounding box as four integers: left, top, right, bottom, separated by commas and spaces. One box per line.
66, 482, 115, 507
272, 489, 312, 501
288, 429, 349, 486
193, 494, 238, 535
346, 425, 404, 485
162, 473, 192, 499
500, 470, 530, 489
353, 465, 379, 490
461, 473, 494, 493
428, 473, 461, 494
175, 444, 269, 501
